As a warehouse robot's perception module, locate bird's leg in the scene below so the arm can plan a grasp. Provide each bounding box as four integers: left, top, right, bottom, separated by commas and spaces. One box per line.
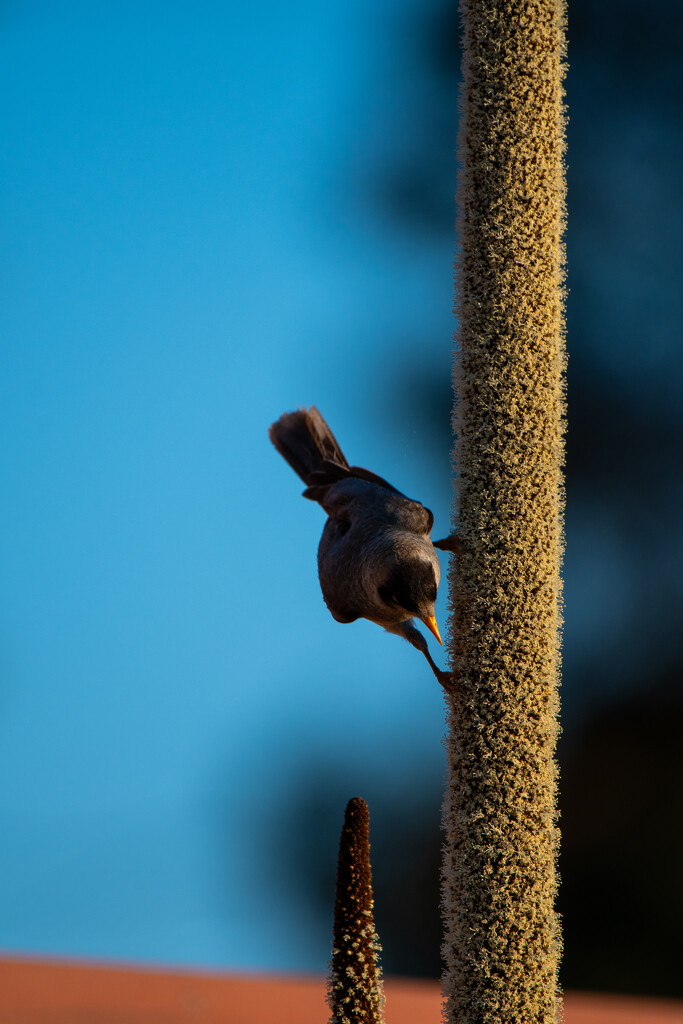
394, 620, 457, 695
432, 534, 465, 554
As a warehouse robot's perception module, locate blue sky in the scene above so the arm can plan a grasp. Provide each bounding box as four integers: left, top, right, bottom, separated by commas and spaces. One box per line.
0, 0, 457, 971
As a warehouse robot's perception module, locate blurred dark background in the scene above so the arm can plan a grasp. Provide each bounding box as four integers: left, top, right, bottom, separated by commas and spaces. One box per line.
279, 0, 683, 999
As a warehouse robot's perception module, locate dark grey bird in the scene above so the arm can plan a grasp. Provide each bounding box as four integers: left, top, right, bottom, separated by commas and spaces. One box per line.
268, 406, 461, 690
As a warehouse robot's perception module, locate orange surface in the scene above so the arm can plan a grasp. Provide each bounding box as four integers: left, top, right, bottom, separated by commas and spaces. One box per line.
1, 957, 682, 1024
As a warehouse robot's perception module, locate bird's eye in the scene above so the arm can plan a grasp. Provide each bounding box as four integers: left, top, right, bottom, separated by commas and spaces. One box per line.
378, 585, 397, 606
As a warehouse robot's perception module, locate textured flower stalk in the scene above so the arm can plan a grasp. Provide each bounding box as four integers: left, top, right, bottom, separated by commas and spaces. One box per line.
442, 1, 567, 1022
328, 798, 384, 1024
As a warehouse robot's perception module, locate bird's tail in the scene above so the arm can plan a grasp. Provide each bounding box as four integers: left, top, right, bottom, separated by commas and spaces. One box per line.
268, 406, 350, 485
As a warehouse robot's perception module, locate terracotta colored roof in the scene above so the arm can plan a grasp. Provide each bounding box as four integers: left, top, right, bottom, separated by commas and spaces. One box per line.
1, 957, 682, 1024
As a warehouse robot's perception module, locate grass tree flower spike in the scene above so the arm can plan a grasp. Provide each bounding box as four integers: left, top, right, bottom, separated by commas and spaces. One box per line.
442, 0, 567, 1021
328, 797, 384, 1024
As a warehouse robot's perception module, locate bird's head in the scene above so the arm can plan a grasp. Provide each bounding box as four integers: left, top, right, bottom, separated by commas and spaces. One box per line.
376, 555, 442, 644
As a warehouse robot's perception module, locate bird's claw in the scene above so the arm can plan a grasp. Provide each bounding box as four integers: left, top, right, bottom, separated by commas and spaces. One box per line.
436, 670, 458, 696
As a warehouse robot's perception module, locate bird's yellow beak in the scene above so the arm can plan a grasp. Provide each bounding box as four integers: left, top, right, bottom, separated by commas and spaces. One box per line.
423, 615, 443, 646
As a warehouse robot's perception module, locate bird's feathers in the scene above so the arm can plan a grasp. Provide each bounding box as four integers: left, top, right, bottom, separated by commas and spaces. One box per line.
268, 407, 349, 485
269, 406, 404, 501
268, 405, 457, 689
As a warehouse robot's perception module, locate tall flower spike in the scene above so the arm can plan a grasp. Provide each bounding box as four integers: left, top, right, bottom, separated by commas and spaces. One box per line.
328, 797, 384, 1024
442, 0, 566, 1021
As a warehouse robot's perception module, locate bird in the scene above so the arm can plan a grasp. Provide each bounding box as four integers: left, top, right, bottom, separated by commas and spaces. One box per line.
268, 406, 462, 691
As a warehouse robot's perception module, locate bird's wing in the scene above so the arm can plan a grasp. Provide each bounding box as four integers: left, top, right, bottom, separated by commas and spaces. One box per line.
315, 480, 357, 521
313, 477, 434, 538
346, 464, 403, 494
303, 461, 404, 502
